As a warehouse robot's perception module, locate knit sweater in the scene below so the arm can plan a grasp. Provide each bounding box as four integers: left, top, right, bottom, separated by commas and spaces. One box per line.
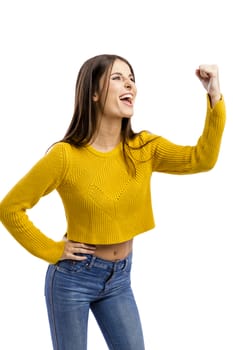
0, 96, 226, 263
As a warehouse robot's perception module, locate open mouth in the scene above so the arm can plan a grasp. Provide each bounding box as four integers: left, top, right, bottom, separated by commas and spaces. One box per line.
119, 93, 133, 106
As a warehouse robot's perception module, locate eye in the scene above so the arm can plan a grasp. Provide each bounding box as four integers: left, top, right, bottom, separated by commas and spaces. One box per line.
112, 75, 121, 80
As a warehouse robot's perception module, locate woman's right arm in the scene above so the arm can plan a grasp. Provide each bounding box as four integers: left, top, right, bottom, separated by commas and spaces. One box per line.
0, 143, 68, 264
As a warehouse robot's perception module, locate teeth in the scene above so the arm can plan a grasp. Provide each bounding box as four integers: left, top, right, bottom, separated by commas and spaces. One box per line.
120, 94, 133, 100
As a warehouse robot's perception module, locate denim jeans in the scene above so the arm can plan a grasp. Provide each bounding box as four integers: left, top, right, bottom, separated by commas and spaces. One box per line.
44, 252, 145, 350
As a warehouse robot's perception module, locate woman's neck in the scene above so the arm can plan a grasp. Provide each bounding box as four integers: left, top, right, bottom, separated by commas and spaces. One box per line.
90, 136, 121, 152
90, 116, 123, 152
90, 128, 122, 152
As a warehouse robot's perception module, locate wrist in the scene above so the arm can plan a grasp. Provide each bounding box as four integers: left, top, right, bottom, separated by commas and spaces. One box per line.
209, 93, 221, 107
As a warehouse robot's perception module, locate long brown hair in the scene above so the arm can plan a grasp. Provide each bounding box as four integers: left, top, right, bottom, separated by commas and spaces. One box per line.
60, 54, 142, 175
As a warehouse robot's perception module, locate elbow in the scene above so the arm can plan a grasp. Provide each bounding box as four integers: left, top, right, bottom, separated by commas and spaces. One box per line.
197, 158, 217, 172
0, 203, 9, 225
192, 148, 219, 172
0, 202, 15, 226
0, 203, 5, 222
202, 164, 215, 172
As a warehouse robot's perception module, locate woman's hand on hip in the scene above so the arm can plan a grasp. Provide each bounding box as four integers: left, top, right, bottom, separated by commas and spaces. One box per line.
60, 239, 96, 261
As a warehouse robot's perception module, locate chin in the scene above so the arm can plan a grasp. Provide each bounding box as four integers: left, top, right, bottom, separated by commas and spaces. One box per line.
122, 115, 133, 120
123, 112, 134, 119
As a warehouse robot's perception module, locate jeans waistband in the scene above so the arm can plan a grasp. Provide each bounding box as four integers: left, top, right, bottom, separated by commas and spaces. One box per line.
84, 252, 132, 272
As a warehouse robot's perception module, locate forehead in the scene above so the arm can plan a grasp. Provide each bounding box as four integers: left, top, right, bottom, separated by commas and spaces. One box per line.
110, 59, 132, 75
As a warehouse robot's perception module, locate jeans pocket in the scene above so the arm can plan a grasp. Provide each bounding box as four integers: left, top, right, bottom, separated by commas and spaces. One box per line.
56, 259, 88, 274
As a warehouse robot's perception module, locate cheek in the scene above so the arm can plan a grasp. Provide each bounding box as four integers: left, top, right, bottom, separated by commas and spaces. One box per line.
133, 86, 137, 96
98, 93, 115, 114
104, 88, 118, 105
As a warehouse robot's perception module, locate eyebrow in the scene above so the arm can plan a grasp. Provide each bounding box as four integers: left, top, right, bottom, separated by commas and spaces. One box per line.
110, 72, 134, 78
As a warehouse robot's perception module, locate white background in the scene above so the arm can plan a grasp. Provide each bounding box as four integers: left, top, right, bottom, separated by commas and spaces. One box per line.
0, 0, 232, 349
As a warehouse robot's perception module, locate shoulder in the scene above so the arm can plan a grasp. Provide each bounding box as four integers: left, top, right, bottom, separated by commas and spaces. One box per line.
37, 142, 74, 176
35, 142, 77, 183
46, 141, 74, 160
128, 131, 161, 147
47, 141, 72, 153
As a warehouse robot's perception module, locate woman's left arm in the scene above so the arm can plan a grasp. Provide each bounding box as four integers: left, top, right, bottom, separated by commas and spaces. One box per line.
150, 65, 226, 174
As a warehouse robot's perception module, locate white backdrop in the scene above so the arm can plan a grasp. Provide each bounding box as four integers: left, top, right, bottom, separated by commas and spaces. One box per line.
0, 1, 232, 349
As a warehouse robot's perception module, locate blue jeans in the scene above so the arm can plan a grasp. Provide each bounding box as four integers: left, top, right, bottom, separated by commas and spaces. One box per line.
44, 253, 145, 350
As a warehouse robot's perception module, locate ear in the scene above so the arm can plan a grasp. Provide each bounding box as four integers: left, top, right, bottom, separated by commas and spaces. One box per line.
92, 92, 99, 102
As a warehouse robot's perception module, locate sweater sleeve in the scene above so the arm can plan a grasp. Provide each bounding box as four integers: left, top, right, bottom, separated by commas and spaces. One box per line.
0, 142, 69, 263
150, 95, 226, 174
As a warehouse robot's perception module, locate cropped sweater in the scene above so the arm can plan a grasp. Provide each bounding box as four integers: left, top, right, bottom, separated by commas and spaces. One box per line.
0, 96, 226, 263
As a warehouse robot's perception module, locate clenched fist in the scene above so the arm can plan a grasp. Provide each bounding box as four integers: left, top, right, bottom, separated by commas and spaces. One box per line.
196, 64, 221, 107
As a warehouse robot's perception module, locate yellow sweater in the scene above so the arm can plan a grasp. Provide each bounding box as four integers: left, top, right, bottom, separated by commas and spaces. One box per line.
0, 96, 226, 263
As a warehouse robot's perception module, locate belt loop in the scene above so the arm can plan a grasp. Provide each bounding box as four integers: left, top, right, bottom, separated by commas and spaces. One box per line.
86, 255, 96, 269
122, 251, 132, 271
113, 260, 117, 273
122, 256, 128, 271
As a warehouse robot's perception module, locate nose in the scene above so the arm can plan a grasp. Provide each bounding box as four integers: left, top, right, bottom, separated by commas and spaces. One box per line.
124, 79, 132, 89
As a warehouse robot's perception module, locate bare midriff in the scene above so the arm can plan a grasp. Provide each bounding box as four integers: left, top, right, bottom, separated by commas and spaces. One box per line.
94, 239, 133, 261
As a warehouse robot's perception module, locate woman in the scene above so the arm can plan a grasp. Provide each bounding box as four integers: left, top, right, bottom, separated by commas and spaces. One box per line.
0, 54, 226, 350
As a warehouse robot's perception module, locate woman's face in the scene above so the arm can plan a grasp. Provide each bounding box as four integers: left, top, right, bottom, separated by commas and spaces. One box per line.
94, 59, 137, 120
